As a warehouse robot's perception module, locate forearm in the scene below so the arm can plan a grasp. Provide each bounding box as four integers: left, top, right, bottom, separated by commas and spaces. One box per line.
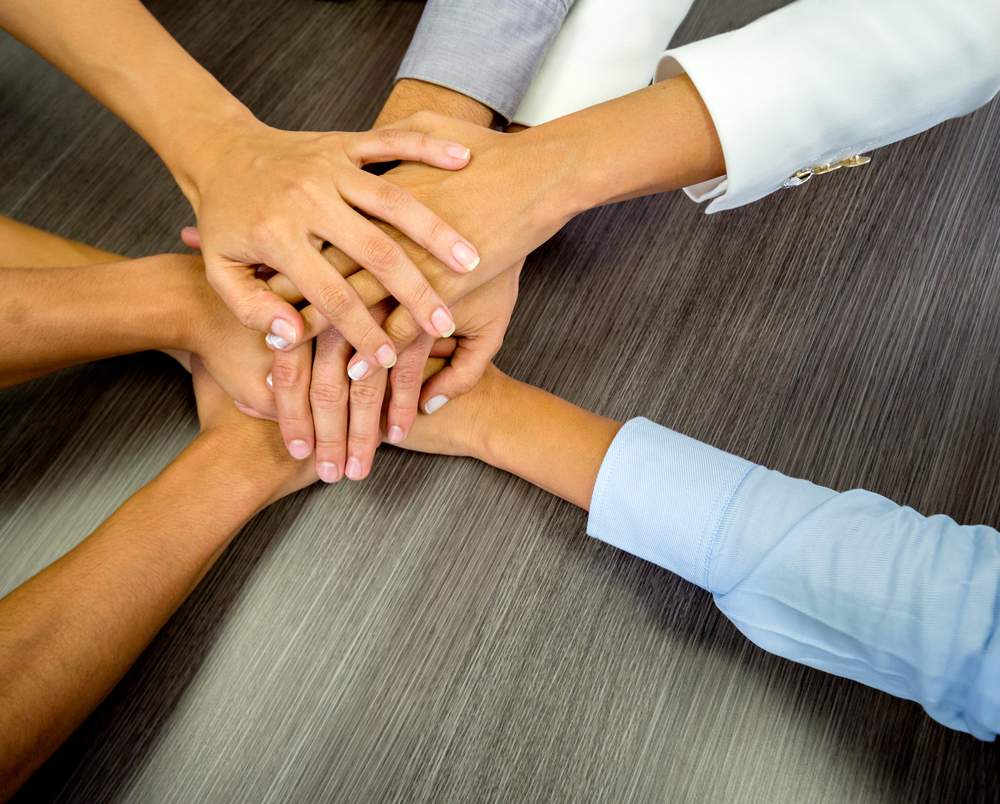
0, 426, 293, 800
0, 0, 253, 203
0, 255, 208, 389
474, 374, 622, 510
525, 74, 725, 218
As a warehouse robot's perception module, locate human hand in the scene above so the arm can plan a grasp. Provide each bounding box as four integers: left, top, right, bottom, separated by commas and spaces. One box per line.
185, 116, 483, 370
266, 264, 520, 481
288, 112, 581, 381
191, 355, 317, 503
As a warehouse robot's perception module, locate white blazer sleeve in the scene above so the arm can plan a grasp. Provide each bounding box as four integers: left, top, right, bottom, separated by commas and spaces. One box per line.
512, 0, 694, 126
515, 0, 1000, 214
660, 0, 1000, 212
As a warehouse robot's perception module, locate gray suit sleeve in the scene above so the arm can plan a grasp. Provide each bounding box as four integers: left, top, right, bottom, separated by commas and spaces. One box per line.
396, 0, 574, 122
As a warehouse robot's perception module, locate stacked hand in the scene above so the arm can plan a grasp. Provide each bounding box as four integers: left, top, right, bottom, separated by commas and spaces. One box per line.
188, 111, 579, 482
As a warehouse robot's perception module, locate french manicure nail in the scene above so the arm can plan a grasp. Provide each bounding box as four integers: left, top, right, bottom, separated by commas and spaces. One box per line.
431, 307, 455, 338
452, 241, 480, 271
375, 345, 397, 368
318, 462, 340, 483
387, 425, 404, 444
270, 319, 296, 348
266, 373, 273, 388
288, 439, 311, 460
347, 360, 369, 381
345, 457, 363, 480
445, 144, 471, 160
425, 395, 449, 414
265, 333, 289, 350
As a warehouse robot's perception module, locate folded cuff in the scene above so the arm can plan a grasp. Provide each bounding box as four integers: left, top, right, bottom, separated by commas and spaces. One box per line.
587, 418, 755, 588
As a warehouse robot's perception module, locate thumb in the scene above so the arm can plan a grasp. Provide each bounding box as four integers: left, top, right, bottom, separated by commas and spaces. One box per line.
181, 225, 201, 251
418, 332, 499, 415
203, 253, 305, 348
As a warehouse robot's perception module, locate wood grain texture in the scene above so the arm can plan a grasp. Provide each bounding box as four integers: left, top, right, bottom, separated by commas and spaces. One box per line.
1, 1, 999, 801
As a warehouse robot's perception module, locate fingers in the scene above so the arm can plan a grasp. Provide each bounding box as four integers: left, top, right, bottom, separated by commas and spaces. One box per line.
419, 329, 503, 416
283, 244, 400, 371
344, 169, 479, 275
383, 335, 434, 445
345, 365, 388, 481
181, 225, 201, 250
348, 302, 425, 378
316, 211, 456, 347
204, 254, 305, 348
309, 327, 352, 484
271, 341, 315, 461
347, 125, 471, 172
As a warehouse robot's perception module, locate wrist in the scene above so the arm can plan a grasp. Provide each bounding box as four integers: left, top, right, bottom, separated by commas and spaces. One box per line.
376, 79, 497, 128
156, 95, 260, 209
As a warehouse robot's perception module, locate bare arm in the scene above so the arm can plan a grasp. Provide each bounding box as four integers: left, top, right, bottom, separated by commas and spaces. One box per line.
0, 365, 315, 802
0, 0, 481, 367
398, 365, 622, 510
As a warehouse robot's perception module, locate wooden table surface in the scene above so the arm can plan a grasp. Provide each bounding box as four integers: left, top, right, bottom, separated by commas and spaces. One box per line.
1, 1, 998, 801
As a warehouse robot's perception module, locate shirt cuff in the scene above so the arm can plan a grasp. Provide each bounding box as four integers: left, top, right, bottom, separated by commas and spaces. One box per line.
587, 418, 755, 588
396, 0, 570, 123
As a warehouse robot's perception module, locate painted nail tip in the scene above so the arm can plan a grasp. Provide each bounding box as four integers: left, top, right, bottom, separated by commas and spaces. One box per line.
347, 361, 369, 381
466, 255, 480, 272
439, 323, 456, 338
425, 395, 449, 415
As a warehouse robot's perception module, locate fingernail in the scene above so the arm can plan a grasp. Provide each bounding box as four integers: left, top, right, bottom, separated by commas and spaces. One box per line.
375, 345, 397, 368
445, 144, 471, 160
288, 439, 311, 460
432, 307, 455, 338
452, 241, 480, 271
266, 373, 273, 388
318, 462, 340, 483
265, 333, 289, 350
345, 457, 363, 480
182, 225, 197, 236
425, 395, 449, 414
387, 425, 404, 444
347, 360, 369, 381
270, 319, 296, 348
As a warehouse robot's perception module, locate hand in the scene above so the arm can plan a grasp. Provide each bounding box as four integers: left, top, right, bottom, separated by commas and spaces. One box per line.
289, 113, 580, 380
267, 266, 520, 481
170, 254, 276, 415
191, 355, 316, 502
188, 116, 483, 370
386, 360, 510, 461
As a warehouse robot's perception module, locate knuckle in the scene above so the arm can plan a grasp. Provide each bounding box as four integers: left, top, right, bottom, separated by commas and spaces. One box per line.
377, 127, 402, 149
374, 182, 408, 217
426, 217, 449, 246
384, 311, 420, 345
270, 360, 303, 388
309, 380, 348, 409
360, 235, 401, 271
451, 371, 478, 396
349, 382, 383, 407
389, 365, 422, 390
315, 281, 354, 318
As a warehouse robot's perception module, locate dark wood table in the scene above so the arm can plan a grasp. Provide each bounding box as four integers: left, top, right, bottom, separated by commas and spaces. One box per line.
1, 1, 998, 801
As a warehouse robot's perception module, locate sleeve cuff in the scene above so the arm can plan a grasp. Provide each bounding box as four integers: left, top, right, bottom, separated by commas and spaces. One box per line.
656, 0, 1000, 213
587, 418, 755, 588
396, 0, 570, 122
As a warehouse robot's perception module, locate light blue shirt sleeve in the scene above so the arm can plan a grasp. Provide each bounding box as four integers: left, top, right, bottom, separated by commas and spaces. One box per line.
588, 418, 1000, 740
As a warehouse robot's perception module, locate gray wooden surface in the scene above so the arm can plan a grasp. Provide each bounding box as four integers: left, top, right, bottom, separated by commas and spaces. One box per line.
2, 1, 999, 801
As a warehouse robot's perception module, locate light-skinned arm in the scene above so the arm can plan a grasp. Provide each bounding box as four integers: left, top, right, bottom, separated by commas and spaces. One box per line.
266, 75, 721, 479
396, 364, 1000, 740
0, 362, 318, 802
0, 0, 484, 367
